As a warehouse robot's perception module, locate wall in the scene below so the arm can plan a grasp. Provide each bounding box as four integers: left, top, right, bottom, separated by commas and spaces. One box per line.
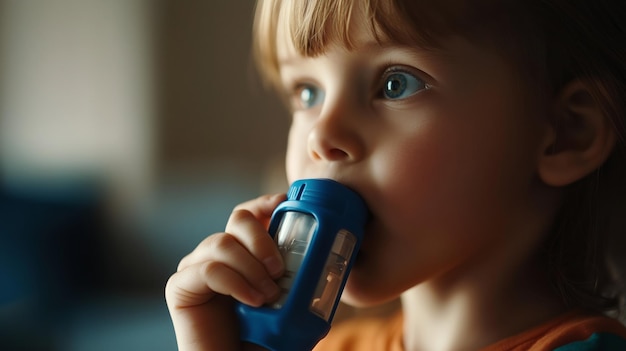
154, 0, 289, 176
0, 1, 288, 349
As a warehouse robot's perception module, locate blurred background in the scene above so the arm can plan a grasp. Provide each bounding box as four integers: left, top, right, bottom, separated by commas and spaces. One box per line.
0, 0, 289, 349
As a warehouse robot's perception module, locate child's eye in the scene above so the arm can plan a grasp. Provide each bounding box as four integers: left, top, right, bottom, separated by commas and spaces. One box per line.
382, 70, 427, 100
293, 84, 325, 110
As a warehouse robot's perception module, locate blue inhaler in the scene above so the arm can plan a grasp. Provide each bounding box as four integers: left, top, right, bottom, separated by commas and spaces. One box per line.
236, 178, 368, 351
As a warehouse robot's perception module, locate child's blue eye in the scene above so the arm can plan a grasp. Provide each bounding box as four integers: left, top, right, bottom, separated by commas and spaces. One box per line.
297, 85, 325, 109
382, 71, 427, 100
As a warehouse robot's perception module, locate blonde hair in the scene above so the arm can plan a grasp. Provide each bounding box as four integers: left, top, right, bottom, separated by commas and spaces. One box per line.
252, 0, 626, 316
252, 0, 549, 90
252, 0, 369, 89
252, 0, 475, 90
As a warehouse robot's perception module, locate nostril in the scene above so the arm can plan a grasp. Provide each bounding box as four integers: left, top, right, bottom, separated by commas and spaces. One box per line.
307, 123, 361, 162
311, 150, 322, 161
309, 147, 350, 162
328, 148, 349, 160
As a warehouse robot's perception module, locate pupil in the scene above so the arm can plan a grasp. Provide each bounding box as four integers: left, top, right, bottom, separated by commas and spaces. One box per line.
388, 80, 400, 92
301, 88, 313, 104
386, 74, 406, 97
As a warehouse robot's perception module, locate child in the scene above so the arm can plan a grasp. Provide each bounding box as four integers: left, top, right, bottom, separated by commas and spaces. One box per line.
165, 0, 626, 350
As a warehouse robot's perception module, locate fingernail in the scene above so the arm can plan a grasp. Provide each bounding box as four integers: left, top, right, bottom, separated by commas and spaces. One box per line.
259, 279, 280, 299
263, 256, 283, 277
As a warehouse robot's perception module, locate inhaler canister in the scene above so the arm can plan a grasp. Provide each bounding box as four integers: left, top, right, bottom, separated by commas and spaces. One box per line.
236, 178, 368, 351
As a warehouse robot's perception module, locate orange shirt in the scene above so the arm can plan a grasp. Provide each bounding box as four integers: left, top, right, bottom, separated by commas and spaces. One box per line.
314, 311, 626, 350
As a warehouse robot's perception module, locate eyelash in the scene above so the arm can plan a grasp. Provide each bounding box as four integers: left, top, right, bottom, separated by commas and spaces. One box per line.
377, 66, 430, 101
284, 65, 431, 111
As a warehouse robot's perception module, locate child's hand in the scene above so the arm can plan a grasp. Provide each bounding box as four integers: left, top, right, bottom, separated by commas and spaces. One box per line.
165, 194, 286, 351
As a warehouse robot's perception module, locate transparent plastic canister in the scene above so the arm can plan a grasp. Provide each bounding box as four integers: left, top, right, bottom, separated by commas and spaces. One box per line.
236, 178, 368, 351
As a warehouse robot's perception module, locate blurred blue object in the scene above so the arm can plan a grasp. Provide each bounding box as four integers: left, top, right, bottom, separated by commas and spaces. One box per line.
0, 174, 241, 350
0, 177, 105, 350
0, 178, 103, 304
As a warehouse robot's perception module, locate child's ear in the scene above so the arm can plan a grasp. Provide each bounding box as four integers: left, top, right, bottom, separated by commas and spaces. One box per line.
538, 79, 616, 186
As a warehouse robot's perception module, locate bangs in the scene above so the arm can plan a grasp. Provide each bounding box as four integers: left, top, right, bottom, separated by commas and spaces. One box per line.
252, 0, 467, 89
253, 0, 538, 90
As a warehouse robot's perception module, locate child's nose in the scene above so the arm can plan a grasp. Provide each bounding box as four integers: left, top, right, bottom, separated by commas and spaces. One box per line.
307, 107, 364, 163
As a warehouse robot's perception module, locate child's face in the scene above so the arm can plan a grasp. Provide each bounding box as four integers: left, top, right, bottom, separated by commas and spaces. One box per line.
277, 10, 550, 306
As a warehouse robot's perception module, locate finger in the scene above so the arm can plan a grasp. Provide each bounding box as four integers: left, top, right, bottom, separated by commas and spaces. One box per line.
167, 259, 265, 309
177, 232, 281, 301
225, 209, 284, 279
166, 283, 240, 351
179, 193, 285, 273
233, 193, 286, 228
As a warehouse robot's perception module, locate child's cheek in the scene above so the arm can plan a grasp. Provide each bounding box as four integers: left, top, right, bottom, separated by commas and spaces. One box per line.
285, 124, 308, 183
